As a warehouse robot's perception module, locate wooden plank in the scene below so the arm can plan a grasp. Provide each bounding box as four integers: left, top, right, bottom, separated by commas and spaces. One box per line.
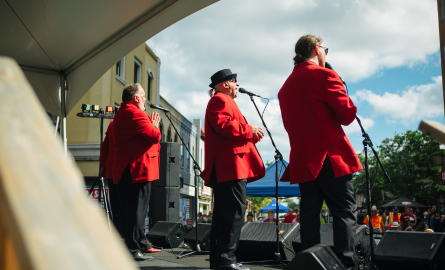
0, 57, 135, 270
418, 120, 445, 145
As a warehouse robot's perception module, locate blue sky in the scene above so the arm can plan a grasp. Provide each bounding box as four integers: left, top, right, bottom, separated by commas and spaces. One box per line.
147, 0, 443, 165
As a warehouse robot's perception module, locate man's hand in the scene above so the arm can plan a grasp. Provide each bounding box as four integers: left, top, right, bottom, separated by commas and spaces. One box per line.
251, 125, 264, 140
150, 112, 160, 128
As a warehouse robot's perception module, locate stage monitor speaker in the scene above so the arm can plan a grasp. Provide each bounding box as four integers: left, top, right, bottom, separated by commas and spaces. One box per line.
375, 231, 445, 270
235, 222, 299, 262
292, 224, 374, 270
146, 221, 187, 248
285, 244, 346, 270
148, 187, 179, 228
154, 142, 180, 187
184, 223, 211, 251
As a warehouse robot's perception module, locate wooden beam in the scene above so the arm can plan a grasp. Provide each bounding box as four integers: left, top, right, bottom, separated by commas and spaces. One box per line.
418, 120, 445, 144
0, 57, 134, 270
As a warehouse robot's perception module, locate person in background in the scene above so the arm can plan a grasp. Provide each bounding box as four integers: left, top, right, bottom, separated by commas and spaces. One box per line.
284, 209, 296, 223
292, 213, 300, 224
197, 212, 205, 223
401, 206, 415, 230
429, 210, 444, 232
383, 210, 389, 228
264, 210, 277, 223
363, 206, 385, 233
185, 218, 194, 234
414, 208, 423, 226
244, 212, 254, 226
404, 217, 417, 231
389, 221, 400, 231
378, 209, 383, 217
294, 208, 299, 217
327, 210, 334, 223
415, 222, 426, 232
388, 207, 401, 228
207, 215, 213, 224
357, 208, 367, 225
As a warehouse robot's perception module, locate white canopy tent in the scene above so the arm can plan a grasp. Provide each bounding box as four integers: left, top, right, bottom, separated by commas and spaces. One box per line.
0, 0, 218, 150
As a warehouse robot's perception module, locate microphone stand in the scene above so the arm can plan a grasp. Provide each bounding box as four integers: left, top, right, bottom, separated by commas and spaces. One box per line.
160, 111, 208, 259
246, 94, 287, 266
356, 116, 390, 270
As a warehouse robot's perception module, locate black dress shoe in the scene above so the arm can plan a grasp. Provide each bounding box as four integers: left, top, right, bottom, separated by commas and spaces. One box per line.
132, 251, 154, 261
216, 264, 250, 270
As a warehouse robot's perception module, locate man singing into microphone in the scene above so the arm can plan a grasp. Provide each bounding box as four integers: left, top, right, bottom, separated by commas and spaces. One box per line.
278, 35, 362, 269
113, 83, 162, 261
201, 69, 266, 270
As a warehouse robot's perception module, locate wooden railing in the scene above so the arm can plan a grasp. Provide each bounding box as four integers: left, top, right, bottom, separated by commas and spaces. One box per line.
0, 57, 134, 270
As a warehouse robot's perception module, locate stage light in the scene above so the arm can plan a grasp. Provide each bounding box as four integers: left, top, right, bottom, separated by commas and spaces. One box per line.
92, 104, 100, 113
81, 104, 91, 112
105, 106, 113, 114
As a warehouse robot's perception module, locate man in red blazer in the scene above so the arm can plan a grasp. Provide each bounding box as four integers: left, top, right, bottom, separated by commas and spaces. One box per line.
113, 83, 161, 261
278, 35, 362, 269
201, 69, 266, 270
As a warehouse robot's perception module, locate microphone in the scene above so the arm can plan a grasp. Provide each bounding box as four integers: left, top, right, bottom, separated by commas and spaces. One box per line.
146, 101, 169, 112
325, 62, 346, 86
238, 88, 262, 98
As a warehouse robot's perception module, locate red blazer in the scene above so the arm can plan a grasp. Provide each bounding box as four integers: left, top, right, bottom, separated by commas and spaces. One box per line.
278, 61, 362, 184
200, 92, 265, 186
100, 120, 114, 179
112, 103, 161, 184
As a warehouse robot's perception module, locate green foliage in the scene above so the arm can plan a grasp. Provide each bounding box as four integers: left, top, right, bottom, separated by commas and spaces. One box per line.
354, 130, 445, 202
284, 198, 299, 210
265, 160, 274, 167
248, 197, 272, 216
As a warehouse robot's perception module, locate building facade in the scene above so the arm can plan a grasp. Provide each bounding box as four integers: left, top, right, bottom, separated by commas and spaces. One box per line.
437, 1, 445, 115
66, 43, 160, 184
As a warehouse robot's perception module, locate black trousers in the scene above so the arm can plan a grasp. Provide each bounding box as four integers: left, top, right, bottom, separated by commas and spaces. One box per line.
118, 165, 152, 254
105, 178, 124, 237
209, 167, 247, 267
299, 157, 356, 268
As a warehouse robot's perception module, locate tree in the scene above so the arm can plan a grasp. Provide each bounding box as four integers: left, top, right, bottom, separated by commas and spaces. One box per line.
284, 197, 299, 210
248, 197, 272, 216
265, 160, 274, 167
354, 130, 445, 202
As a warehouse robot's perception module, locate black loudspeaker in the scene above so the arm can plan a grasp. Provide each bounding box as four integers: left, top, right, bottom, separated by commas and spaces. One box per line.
375, 231, 445, 270
154, 142, 180, 187
146, 221, 187, 248
148, 187, 179, 228
285, 244, 346, 270
292, 224, 374, 270
236, 223, 299, 262
184, 223, 212, 251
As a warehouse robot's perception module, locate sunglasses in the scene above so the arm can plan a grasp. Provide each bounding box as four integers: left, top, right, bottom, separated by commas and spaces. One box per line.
319, 45, 329, 55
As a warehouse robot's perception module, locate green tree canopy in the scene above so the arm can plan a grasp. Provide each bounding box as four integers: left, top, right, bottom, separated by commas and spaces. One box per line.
354, 130, 445, 203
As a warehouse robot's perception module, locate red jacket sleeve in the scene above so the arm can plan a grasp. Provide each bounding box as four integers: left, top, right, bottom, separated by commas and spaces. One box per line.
132, 112, 161, 145
324, 71, 357, 126
207, 96, 253, 141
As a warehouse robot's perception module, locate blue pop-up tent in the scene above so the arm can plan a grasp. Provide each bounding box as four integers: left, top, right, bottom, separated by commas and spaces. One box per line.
259, 200, 289, 214
246, 160, 300, 197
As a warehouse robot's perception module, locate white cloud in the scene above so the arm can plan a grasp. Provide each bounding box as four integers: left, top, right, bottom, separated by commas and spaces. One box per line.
352, 76, 443, 125
342, 115, 375, 135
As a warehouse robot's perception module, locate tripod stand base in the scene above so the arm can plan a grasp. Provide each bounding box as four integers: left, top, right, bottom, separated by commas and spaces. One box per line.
177, 244, 209, 259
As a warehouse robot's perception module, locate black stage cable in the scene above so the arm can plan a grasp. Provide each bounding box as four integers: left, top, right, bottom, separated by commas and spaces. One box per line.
5, 0, 58, 70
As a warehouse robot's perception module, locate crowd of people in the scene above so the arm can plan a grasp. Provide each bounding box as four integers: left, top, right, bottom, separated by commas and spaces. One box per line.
357, 205, 444, 233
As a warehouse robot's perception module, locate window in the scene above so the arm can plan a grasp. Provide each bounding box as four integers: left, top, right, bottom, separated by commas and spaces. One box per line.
147, 68, 154, 102
134, 57, 142, 84
441, 5, 444, 21
159, 123, 164, 142
175, 134, 179, 142
115, 57, 126, 85
180, 137, 184, 168
167, 128, 172, 142
187, 140, 190, 170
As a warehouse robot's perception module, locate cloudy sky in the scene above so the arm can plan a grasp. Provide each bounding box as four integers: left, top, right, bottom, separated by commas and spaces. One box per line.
147, 0, 443, 164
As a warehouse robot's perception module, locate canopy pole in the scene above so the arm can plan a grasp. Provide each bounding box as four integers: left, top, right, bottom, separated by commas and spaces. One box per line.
60, 74, 67, 156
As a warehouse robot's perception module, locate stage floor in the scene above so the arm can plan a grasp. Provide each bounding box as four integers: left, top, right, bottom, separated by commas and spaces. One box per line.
136, 247, 285, 270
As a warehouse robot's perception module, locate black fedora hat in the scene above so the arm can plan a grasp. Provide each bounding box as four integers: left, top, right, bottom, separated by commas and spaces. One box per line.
209, 69, 237, 88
